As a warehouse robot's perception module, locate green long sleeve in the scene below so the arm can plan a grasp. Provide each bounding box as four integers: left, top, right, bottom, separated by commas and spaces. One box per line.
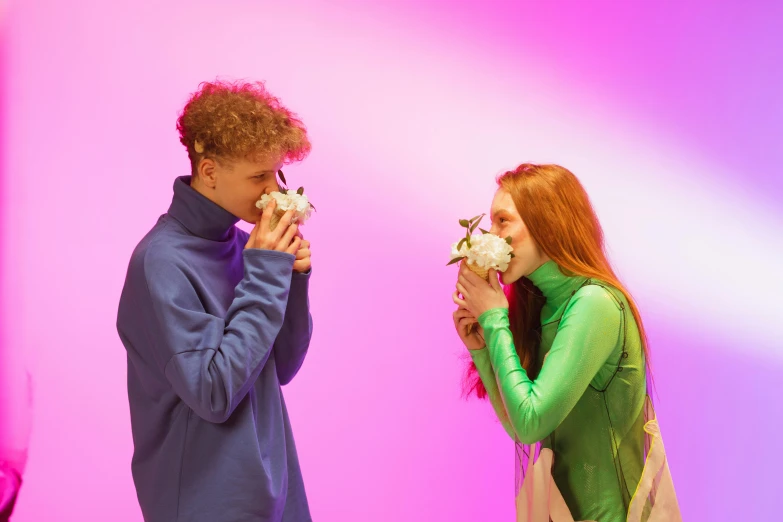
469, 348, 515, 439
477, 285, 623, 445
468, 261, 649, 521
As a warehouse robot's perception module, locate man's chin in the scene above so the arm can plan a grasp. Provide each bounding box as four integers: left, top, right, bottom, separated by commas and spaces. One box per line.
241, 210, 262, 224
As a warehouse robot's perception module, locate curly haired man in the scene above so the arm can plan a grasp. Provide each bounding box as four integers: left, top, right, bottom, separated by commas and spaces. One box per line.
117, 80, 314, 522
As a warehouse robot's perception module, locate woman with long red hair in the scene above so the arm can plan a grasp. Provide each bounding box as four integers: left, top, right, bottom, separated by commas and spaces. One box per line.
453, 164, 680, 521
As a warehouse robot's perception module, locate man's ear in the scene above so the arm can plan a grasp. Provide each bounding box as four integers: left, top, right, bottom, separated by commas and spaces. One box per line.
196, 158, 217, 189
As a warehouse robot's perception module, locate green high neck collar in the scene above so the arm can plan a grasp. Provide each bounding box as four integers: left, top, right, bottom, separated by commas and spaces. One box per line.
527, 260, 588, 312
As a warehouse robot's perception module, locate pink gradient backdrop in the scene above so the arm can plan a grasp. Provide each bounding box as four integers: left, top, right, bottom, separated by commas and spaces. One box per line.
2, 1, 781, 520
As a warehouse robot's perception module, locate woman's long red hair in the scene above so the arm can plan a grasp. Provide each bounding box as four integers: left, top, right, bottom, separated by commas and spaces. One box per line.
466, 163, 651, 398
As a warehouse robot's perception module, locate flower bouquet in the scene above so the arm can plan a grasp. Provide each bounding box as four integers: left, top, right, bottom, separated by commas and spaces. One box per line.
447, 214, 514, 277
255, 171, 315, 231
448, 214, 513, 331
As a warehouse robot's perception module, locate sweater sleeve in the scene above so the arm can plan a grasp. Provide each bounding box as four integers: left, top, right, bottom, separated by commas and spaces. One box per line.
273, 269, 313, 385
143, 248, 295, 423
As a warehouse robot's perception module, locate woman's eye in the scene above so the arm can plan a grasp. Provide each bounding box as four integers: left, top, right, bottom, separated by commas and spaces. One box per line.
499, 218, 507, 224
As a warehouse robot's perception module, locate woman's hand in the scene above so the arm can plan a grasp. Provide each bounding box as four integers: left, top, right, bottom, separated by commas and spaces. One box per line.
452, 307, 485, 350
452, 262, 508, 319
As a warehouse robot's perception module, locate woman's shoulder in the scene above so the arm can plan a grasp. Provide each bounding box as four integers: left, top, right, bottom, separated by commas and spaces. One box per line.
568, 281, 626, 317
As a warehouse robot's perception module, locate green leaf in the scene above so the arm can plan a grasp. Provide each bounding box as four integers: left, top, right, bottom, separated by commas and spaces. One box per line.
509, 253, 515, 258
457, 238, 466, 251
470, 221, 481, 233
297, 186, 304, 195
459, 219, 470, 227
446, 257, 464, 266
469, 214, 482, 223
479, 228, 489, 234
505, 236, 513, 245
278, 170, 287, 186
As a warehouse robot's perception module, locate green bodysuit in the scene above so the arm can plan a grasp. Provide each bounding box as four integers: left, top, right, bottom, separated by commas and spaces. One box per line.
471, 260, 647, 522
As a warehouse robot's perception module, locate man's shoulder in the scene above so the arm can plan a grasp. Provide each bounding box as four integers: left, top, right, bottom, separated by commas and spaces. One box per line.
128, 217, 189, 281
235, 227, 250, 244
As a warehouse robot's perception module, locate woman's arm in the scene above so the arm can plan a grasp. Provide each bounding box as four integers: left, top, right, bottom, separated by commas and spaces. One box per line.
470, 347, 515, 439
478, 286, 622, 444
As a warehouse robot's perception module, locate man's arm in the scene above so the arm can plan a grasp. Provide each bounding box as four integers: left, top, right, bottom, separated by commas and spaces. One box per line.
139, 248, 295, 423
273, 270, 313, 385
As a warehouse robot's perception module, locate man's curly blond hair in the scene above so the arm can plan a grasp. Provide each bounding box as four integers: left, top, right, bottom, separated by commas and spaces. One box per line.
176, 80, 311, 174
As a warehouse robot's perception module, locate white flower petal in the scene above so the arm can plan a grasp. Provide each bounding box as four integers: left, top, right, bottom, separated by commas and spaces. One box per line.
450, 232, 514, 272
254, 191, 312, 224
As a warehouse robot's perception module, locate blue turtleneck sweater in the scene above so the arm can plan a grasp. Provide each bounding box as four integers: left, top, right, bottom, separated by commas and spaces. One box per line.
117, 176, 312, 522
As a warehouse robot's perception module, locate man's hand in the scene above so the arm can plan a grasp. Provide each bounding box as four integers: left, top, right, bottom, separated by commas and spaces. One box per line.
245, 199, 301, 255
293, 231, 311, 273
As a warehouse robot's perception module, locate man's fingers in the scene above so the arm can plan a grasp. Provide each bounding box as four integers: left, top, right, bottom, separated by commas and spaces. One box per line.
246, 223, 259, 249
269, 209, 294, 241
260, 198, 277, 227
286, 236, 302, 255
293, 259, 311, 272
277, 220, 299, 249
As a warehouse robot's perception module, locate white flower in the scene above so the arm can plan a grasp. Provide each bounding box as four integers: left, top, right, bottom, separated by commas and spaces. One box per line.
255, 190, 313, 224
451, 240, 469, 260
449, 233, 513, 272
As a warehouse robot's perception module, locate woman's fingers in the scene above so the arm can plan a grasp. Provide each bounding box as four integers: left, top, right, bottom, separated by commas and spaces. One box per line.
453, 308, 475, 320
458, 317, 477, 329
461, 267, 484, 286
